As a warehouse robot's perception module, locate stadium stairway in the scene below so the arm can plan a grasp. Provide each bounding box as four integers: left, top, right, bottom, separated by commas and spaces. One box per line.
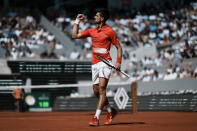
0, 47, 5, 58
39, 15, 76, 55
0, 59, 11, 74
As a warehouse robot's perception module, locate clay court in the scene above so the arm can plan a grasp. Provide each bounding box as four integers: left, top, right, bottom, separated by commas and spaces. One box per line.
0, 111, 196, 131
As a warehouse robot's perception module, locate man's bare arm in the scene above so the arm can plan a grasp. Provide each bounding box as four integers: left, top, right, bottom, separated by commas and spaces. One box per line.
72, 14, 84, 39
114, 43, 122, 70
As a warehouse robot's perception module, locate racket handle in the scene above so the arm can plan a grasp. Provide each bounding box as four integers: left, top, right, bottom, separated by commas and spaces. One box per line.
119, 70, 130, 78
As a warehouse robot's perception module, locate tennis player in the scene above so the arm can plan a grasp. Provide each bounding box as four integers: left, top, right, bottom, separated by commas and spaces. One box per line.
72, 8, 122, 126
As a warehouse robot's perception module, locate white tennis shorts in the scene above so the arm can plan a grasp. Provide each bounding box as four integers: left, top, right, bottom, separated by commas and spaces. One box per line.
92, 61, 112, 84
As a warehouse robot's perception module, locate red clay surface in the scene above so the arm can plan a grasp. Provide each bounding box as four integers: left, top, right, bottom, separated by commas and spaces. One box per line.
0, 111, 197, 131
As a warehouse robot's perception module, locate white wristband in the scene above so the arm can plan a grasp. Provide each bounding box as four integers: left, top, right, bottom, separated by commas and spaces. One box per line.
74, 19, 80, 25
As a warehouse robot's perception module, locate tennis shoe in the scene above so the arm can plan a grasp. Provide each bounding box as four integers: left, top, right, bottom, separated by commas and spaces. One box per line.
104, 108, 118, 125
89, 116, 99, 126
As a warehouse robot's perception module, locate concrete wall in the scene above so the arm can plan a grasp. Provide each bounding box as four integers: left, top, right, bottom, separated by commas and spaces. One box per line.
0, 46, 6, 58
137, 78, 197, 94
0, 59, 11, 74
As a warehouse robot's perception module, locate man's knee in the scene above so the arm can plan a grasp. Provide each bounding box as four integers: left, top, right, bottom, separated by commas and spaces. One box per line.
99, 86, 107, 95
93, 84, 99, 96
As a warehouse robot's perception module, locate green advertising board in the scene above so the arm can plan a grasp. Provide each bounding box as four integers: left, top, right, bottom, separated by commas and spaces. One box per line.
24, 92, 51, 111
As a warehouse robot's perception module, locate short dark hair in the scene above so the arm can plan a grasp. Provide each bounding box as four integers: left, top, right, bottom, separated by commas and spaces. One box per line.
96, 8, 109, 22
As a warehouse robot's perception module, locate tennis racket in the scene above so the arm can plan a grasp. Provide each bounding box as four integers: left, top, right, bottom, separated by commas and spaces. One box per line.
96, 54, 130, 78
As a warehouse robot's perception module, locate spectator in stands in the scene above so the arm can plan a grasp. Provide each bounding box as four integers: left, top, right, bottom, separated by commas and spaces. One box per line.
167, 64, 173, 73
174, 48, 182, 61
70, 49, 80, 60
70, 89, 79, 98
154, 53, 162, 66
123, 50, 130, 60
48, 52, 58, 59
174, 64, 180, 73
141, 67, 153, 82
10, 48, 18, 60
165, 49, 175, 61
129, 68, 141, 82
163, 71, 171, 80
161, 36, 169, 45
26, 49, 36, 58
12, 88, 24, 112
84, 48, 92, 60
171, 68, 178, 80
189, 43, 196, 58
194, 67, 197, 78
129, 54, 138, 67
186, 64, 195, 78
151, 70, 160, 81
40, 50, 48, 59
47, 33, 55, 42
186, 69, 193, 78
180, 48, 190, 59
163, 68, 178, 80
142, 56, 149, 65
179, 68, 187, 79
59, 53, 68, 61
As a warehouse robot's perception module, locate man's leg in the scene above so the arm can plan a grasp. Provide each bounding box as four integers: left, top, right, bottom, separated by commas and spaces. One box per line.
93, 84, 99, 98
93, 84, 110, 106
97, 79, 117, 125
90, 62, 115, 126
93, 78, 108, 122
89, 78, 109, 126
97, 77, 108, 110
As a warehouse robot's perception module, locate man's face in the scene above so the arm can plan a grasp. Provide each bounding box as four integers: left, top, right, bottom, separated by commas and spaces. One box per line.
94, 12, 103, 24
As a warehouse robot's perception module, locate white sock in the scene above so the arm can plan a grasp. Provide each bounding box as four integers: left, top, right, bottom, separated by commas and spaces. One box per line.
106, 105, 112, 113
95, 109, 102, 119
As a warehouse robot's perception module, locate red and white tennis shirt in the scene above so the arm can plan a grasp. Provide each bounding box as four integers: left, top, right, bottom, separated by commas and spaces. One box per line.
80, 25, 120, 64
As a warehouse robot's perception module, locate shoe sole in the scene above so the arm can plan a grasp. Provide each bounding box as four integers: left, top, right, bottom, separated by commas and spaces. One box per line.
104, 121, 112, 125
89, 124, 99, 126
104, 109, 118, 125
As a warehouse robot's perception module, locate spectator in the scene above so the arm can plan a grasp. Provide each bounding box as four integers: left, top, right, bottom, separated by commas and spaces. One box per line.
179, 68, 187, 79
70, 89, 79, 98
48, 52, 58, 59
193, 67, 197, 78
167, 64, 173, 73
12, 88, 24, 112
59, 53, 68, 61
130, 54, 138, 66
129, 68, 141, 82
70, 49, 80, 60
166, 50, 175, 61
40, 50, 48, 59
154, 53, 162, 66
163, 71, 171, 80
141, 67, 152, 82
151, 70, 161, 81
